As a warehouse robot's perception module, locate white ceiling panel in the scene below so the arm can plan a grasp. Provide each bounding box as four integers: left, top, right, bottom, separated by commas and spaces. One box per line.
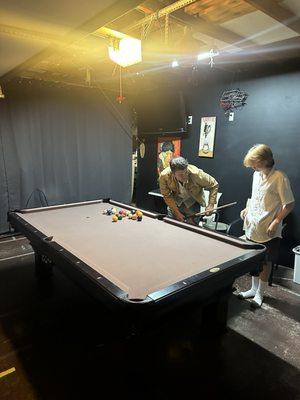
192, 32, 241, 53
221, 10, 299, 45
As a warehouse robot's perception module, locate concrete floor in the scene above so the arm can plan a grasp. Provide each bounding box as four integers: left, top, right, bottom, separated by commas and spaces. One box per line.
0, 235, 299, 400
230, 271, 300, 370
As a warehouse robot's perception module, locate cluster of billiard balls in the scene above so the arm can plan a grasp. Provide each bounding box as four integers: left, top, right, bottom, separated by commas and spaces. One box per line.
102, 207, 143, 222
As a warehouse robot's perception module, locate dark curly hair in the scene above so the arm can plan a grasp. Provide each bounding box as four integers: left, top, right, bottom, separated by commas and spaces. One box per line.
160, 141, 175, 152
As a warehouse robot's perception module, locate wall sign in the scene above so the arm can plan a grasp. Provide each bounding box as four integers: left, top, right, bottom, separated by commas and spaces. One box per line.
198, 116, 216, 158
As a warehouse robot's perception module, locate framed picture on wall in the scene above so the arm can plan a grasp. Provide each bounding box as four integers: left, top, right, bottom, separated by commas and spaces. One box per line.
157, 137, 181, 177
198, 116, 216, 158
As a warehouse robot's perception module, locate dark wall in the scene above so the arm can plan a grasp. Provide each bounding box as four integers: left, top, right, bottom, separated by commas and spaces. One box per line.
136, 136, 159, 210
136, 65, 300, 266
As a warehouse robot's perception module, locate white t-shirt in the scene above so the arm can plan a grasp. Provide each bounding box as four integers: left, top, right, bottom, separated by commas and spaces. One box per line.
244, 168, 294, 243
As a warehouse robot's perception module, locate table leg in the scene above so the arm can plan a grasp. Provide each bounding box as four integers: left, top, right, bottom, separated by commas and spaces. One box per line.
33, 249, 54, 279
202, 289, 231, 334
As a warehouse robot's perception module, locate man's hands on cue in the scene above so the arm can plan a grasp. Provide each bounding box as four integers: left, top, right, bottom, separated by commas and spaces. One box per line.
175, 210, 185, 222
205, 204, 214, 216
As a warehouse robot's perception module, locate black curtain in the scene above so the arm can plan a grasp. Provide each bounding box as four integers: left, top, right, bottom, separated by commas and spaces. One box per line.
0, 80, 132, 233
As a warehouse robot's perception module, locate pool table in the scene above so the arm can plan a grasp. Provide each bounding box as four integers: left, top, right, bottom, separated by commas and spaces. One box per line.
8, 199, 265, 330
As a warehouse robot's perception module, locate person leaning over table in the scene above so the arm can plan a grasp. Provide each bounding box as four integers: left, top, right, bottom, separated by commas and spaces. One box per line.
159, 156, 219, 224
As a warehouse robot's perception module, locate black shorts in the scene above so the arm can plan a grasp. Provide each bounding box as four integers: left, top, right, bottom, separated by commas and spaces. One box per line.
247, 237, 281, 276
263, 237, 281, 264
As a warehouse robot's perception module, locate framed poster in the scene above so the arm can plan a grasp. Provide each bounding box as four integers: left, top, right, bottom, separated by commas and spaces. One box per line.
198, 116, 216, 158
157, 137, 181, 177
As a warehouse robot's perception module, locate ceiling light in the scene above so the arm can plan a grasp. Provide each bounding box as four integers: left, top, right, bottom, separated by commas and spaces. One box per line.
197, 52, 208, 61
108, 37, 142, 68
197, 49, 219, 61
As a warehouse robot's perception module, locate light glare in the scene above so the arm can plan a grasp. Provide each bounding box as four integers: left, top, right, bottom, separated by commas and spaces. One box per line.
108, 37, 142, 67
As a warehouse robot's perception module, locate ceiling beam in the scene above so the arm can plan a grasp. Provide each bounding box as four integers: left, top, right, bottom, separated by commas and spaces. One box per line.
127, 0, 198, 31
128, 1, 254, 48
0, 24, 60, 43
243, 0, 300, 34
172, 10, 257, 48
0, 0, 143, 84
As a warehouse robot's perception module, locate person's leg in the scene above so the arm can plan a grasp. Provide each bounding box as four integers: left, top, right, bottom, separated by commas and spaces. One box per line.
183, 203, 200, 225
238, 236, 261, 299
167, 206, 175, 218
238, 274, 259, 299
259, 262, 273, 282
250, 264, 270, 308
168, 203, 200, 224
167, 204, 187, 220
251, 238, 280, 308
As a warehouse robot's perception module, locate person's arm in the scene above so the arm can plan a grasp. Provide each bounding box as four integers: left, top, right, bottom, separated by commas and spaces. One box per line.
194, 170, 219, 215
240, 208, 247, 220
241, 173, 257, 220
159, 174, 185, 221
268, 173, 295, 236
240, 199, 251, 220
267, 202, 295, 237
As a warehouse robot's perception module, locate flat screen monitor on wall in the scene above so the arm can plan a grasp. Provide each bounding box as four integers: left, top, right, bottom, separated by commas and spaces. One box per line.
135, 90, 187, 136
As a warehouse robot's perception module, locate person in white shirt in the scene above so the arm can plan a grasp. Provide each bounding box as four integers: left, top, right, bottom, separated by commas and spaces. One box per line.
238, 144, 295, 308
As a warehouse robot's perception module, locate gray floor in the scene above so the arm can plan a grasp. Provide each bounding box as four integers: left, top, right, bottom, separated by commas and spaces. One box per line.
230, 271, 300, 370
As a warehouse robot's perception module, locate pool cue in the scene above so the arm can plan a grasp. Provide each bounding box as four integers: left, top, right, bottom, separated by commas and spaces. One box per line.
186, 201, 237, 220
